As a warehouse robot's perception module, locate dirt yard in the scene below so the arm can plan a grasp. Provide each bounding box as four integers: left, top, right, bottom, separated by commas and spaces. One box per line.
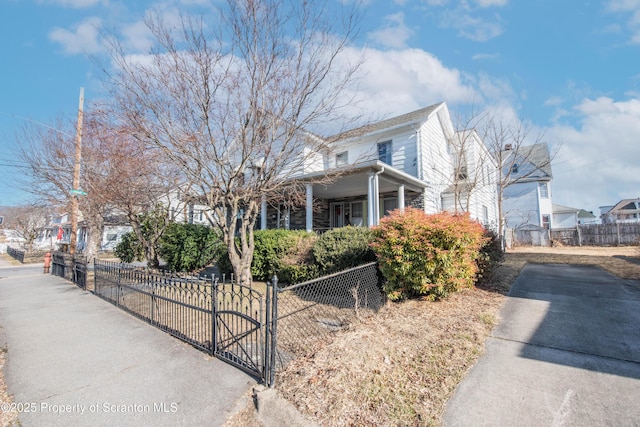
225, 245, 640, 426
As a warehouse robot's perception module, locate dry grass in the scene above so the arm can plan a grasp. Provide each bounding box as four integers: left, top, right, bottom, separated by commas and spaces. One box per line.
224, 245, 640, 427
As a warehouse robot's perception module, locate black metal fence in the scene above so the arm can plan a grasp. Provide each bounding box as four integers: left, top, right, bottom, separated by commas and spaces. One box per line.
6, 246, 24, 262
51, 252, 88, 290
6, 246, 47, 264
90, 259, 384, 387
93, 260, 278, 384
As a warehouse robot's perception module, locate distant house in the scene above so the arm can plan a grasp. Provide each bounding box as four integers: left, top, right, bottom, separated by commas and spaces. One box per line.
502, 143, 553, 230
257, 102, 499, 231
600, 199, 640, 224
577, 209, 598, 225
552, 204, 580, 228
36, 211, 133, 252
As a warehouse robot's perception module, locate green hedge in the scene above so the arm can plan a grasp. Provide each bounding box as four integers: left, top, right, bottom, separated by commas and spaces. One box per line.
312, 226, 376, 275
217, 227, 379, 284
114, 232, 144, 263
158, 223, 222, 272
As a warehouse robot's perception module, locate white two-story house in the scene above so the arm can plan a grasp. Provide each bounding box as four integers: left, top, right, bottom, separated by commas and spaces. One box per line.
501, 143, 554, 230
258, 102, 499, 231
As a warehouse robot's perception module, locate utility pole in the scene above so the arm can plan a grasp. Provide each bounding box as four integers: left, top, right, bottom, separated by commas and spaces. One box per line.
69, 87, 84, 255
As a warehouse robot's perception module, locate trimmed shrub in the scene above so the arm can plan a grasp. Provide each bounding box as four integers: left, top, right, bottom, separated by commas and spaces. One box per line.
158, 223, 222, 272
312, 226, 376, 275
476, 229, 504, 285
114, 232, 144, 263
251, 229, 318, 283
371, 208, 486, 301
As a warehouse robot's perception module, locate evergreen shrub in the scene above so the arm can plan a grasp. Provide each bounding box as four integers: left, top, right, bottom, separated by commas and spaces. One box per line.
371, 208, 486, 301
158, 223, 222, 272
114, 232, 144, 263
312, 226, 376, 275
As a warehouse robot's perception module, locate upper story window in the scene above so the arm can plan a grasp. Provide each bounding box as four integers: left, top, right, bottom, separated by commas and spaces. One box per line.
336, 151, 348, 167
378, 141, 392, 165
539, 182, 549, 198
512, 163, 519, 173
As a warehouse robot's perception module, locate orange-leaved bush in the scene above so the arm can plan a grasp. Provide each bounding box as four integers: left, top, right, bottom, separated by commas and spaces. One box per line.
371, 208, 487, 301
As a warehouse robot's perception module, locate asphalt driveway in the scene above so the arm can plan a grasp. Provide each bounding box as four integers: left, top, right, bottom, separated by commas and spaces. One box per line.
443, 263, 640, 426
0, 261, 254, 426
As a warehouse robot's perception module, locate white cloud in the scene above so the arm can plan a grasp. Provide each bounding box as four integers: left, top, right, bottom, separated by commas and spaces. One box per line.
606, 0, 640, 44
422, 0, 507, 41
546, 97, 640, 212
339, 47, 479, 120
368, 13, 414, 49
49, 17, 104, 55
544, 96, 563, 107
36, 0, 107, 8
474, 0, 508, 7
121, 20, 154, 53
440, 10, 504, 41
471, 52, 500, 60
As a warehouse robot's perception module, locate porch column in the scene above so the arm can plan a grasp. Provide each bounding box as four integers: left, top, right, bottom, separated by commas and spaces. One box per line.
398, 184, 405, 213
367, 172, 381, 227
261, 196, 267, 230
306, 184, 313, 232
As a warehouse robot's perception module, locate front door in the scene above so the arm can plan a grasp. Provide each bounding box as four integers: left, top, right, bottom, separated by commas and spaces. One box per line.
330, 203, 345, 228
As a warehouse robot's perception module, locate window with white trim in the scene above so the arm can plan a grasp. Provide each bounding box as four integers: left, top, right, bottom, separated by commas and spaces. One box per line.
378, 141, 392, 165
383, 198, 397, 216
336, 151, 348, 166
539, 182, 549, 198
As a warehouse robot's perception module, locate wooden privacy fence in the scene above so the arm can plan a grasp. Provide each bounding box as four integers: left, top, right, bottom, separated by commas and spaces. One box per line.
551, 223, 640, 246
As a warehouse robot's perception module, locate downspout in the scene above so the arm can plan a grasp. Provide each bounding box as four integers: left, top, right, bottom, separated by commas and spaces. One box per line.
415, 127, 422, 180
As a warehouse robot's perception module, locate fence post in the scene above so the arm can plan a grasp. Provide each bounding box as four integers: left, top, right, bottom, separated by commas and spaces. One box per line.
576, 225, 582, 247
93, 258, 97, 294
265, 278, 272, 385
211, 277, 218, 357
266, 275, 279, 388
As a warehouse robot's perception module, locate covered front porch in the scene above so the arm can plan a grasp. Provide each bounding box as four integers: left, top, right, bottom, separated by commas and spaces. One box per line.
259, 160, 429, 232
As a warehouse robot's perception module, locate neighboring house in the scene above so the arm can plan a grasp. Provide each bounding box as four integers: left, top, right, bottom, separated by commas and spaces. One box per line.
600, 199, 640, 224
441, 128, 499, 228
167, 191, 211, 226
578, 209, 598, 225
257, 102, 499, 231
36, 212, 133, 252
501, 143, 554, 230
552, 204, 580, 228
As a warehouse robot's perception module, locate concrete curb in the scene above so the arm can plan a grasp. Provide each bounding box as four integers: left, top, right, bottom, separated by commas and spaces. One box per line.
253, 385, 319, 427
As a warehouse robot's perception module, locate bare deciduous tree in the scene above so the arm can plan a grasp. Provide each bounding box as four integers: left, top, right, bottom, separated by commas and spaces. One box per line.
103, 0, 363, 281
3, 204, 50, 251
480, 114, 555, 241
87, 117, 184, 266
16, 114, 113, 260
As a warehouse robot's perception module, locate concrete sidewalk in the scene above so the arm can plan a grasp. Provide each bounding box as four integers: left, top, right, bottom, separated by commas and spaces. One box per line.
443, 263, 640, 426
0, 258, 255, 426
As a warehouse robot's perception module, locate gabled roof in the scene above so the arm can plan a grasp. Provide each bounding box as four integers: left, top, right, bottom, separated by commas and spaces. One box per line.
327, 102, 444, 142
608, 198, 640, 213
578, 209, 596, 219
552, 204, 580, 214
504, 142, 553, 179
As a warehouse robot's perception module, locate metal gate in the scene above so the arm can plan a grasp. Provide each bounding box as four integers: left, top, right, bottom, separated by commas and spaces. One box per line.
213, 280, 274, 382
93, 260, 277, 386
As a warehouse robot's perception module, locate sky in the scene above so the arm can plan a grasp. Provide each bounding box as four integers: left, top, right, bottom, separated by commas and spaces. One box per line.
1, 0, 639, 217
